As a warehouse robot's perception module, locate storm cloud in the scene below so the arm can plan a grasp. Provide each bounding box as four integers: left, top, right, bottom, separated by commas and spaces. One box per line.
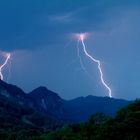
0, 0, 139, 51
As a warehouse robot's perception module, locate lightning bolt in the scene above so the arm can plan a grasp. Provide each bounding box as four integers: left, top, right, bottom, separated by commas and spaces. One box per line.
0, 53, 11, 81
77, 33, 112, 98
76, 39, 94, 80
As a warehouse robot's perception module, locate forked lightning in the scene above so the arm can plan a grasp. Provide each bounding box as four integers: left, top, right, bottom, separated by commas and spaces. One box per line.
76, 33, 112, 98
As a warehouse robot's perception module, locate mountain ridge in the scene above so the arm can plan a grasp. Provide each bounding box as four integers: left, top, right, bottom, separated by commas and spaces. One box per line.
0, 80, 130, 127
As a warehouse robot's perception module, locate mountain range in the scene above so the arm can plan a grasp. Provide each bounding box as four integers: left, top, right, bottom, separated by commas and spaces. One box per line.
0, 80, 130, 129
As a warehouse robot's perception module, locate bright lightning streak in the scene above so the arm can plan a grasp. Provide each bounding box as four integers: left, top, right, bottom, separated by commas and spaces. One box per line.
0, 53, 11, 81
78, 33, 112, 98
76, 39, 93, 80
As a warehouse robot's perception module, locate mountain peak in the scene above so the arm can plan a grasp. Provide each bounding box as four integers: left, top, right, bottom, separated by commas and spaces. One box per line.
29, 86, 60, 99
31, 86, 48, 93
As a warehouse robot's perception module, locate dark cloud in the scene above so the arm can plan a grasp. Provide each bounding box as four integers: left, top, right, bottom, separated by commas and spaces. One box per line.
0, 0, 139, 51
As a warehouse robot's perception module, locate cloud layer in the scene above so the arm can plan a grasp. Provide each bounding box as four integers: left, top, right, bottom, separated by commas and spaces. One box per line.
0, 0, 139, 51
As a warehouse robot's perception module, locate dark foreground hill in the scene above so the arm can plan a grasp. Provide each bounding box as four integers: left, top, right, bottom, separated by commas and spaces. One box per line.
0, 80, 132, 139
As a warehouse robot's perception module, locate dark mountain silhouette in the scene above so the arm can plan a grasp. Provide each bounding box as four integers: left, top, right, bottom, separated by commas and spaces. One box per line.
28, 86, 63, 113
62, 95, 130, 121
0, 80, 130, 129
0, 80, 61, 130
